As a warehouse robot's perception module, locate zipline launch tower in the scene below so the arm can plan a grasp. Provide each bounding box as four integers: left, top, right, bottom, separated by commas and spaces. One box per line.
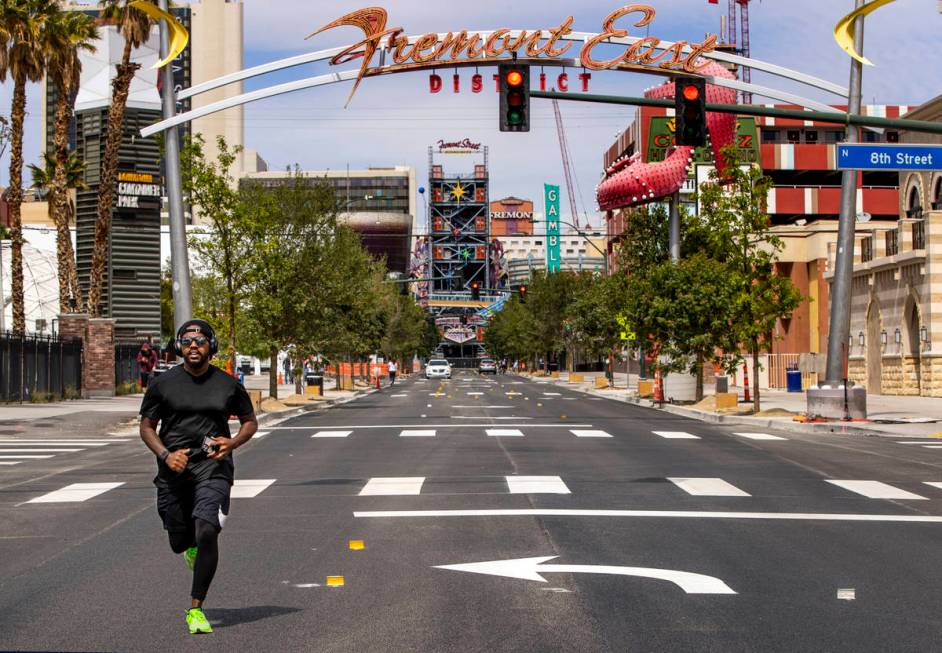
428, 146, 490, 293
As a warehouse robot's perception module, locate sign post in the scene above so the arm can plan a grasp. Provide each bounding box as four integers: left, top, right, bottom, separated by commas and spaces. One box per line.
544, 184, 561, 273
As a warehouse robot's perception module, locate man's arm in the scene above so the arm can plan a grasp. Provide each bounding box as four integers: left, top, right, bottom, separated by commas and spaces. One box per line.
140, 416, 188, 472
208, 413, 258, 460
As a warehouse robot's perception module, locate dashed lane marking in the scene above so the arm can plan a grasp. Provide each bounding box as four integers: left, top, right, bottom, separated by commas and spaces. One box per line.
231, 479, 277, 498
359, 477, 425, 496
652, 431, 701, 440
0, 455, 55, 459
505, 476, 571, 494
400, 430, 436, 437
570, 430, 613, 438
486, 429, 524, 437
732, 432, 788, 441
669, 478, 751, 497
826, 480, 928, 500
0, 448, 82, 453
311, 430, 352, 438
26, 482, 125, 503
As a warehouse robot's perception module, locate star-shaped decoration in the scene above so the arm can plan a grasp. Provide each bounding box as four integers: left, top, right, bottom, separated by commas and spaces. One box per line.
450, 181, 467, 203
460, 248, 472, 261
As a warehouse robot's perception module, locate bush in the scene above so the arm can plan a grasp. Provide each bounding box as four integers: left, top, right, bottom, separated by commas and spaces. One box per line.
115, 381, 141, 396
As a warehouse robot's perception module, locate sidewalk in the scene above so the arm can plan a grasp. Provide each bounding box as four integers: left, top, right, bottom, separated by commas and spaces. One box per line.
534, 370, 942, 438
0, 371, 376, 425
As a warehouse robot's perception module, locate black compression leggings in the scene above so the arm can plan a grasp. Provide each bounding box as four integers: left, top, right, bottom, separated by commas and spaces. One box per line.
169, 518, 220, 602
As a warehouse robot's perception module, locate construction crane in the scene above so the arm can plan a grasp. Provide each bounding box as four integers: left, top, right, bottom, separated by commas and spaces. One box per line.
551, 97, 583, 230
712, 0, 754, 104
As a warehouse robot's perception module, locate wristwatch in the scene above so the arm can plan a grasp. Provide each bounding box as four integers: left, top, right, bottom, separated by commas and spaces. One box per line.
158, 449, 170, 463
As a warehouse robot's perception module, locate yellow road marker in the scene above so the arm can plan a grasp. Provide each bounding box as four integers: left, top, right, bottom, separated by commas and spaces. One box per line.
561, 415, 568, 419
326, 576, 345, 587
349, 540, 365, 550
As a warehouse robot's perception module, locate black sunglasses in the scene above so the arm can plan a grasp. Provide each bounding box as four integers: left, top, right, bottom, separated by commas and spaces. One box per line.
180, 335, 208, 348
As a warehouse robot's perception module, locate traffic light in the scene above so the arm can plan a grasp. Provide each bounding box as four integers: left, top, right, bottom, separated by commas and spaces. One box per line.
499, 63, 530, 132
674, 76, 706, 147
470, 281, 481, 301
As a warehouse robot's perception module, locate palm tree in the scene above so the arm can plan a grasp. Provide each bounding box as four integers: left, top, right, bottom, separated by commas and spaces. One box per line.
0, 0, 58, 334
29, 151, 87, 311
43, 8, 97, 314
86, 0, 155, 316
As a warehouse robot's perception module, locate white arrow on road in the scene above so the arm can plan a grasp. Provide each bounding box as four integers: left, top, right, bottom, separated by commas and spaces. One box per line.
435, 556, 736, 595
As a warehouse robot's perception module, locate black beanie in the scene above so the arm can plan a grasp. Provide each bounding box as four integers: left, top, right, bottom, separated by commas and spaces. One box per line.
176, 318, 216, 341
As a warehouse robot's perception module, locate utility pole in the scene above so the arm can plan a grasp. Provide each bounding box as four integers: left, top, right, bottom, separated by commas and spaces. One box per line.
810, 0, 867, 419
158, 0, 192, 334
668, 192, 681, 263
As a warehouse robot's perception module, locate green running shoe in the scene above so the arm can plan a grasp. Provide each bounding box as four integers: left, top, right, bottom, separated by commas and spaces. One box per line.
183, 547, 197, 571
186, 607, 212, 634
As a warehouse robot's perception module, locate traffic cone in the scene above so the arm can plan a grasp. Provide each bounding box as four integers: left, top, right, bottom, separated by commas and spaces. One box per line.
742, 362, 750, 403
653, 369, 664, 402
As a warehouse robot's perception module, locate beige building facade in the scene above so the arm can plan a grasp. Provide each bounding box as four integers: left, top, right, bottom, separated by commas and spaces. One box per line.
845, 95, 942, 396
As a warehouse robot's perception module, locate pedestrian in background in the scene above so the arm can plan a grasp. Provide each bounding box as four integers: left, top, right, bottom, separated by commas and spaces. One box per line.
388, 359, 398, 386
137, 342, 158, 389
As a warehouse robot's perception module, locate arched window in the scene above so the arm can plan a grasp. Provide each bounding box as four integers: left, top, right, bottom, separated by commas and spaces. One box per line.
933, 177, 942, 211
907, 184, 923, 220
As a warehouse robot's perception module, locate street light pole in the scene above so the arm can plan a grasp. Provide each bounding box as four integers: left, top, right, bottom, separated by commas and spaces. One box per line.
826, 0, 865, 385
158, 0, 192, 334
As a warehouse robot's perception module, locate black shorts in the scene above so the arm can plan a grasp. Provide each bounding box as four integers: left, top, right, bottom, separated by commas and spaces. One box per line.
156, 477, 231, 533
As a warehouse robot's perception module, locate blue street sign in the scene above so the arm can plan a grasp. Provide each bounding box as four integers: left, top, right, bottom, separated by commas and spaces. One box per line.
837, 144, 942, 171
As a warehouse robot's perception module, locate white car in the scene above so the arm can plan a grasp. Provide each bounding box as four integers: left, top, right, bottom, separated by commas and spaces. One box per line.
425, 359, 452, 379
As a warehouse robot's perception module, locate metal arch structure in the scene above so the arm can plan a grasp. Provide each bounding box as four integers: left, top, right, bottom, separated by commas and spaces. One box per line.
140, 25, 852, 139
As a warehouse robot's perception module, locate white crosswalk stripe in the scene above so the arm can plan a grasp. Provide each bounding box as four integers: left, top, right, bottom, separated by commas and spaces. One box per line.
231, 479, 277, 498
400, 430, 436, 437
506, 476, 571, 494
0, 461, 22, 466
359, 477, 425, 496
27, 482, 124, 503
311, 430, 352, 438
486, 428, 524, 437
826, 480, 928, 500
652, 431, 701, 440
732, 432, 788, 441
0, 455, 55, 459
669, 477, 751, 497
253, 431, 271, 438
0, 440, 120, 446
570, 429, 613, 438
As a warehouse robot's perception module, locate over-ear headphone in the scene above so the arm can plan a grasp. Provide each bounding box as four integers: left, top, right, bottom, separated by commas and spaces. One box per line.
174, 319, 219, 357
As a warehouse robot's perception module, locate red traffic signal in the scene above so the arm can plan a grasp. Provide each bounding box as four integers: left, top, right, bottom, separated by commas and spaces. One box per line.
498, 63, 530, 133
682, 84, 700, 101
675, 76, 706, 147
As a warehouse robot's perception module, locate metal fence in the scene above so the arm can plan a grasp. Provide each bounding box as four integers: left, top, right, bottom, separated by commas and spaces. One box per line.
0, 333, 83, 402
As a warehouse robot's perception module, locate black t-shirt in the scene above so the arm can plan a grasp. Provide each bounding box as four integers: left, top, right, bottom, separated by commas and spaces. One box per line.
140, 365, 254, 487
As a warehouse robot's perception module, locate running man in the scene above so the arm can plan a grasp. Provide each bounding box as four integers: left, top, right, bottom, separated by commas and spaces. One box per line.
139, 319, 258, 634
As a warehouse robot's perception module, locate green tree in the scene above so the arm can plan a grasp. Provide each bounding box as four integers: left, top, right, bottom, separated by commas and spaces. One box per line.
484, 296, 539, 366
0, 0, 58, 333
569, 271, 631, 382
29, 150, 87, 310
179, 135, 249, 373
43, 8, 96, 313
382, 291, 436, 364
527, 270, 592, 373
699, 146, 803, 411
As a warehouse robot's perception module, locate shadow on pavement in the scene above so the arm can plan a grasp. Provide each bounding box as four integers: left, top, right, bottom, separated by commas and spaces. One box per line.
209, 605, 302, 628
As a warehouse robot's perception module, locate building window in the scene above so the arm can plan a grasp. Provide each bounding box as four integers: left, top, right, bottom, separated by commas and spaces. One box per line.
535, 241, 542, 246
913, 219, 926, 250
885, 229, 898, 256
805, 131, 818, 143
825, 130, 845, 143
786, 130, 800, 144
933, 177, 942, 210
861, 237, 873, 263
907, 185, 924, 220
864, 130, 879, 143
761, 129, 779, 143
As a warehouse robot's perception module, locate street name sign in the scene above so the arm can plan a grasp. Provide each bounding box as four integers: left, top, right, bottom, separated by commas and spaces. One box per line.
837, 144, 942, 171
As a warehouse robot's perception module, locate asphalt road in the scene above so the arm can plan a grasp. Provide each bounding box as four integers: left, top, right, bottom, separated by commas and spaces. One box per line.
2, 371, 942, 652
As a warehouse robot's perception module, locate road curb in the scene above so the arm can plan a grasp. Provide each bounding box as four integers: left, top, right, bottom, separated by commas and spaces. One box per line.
540, 378, 900, 438
256, 388, 373, 427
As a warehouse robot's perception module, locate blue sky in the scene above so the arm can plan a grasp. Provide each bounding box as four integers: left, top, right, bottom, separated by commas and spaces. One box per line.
3, 0, 941, 230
